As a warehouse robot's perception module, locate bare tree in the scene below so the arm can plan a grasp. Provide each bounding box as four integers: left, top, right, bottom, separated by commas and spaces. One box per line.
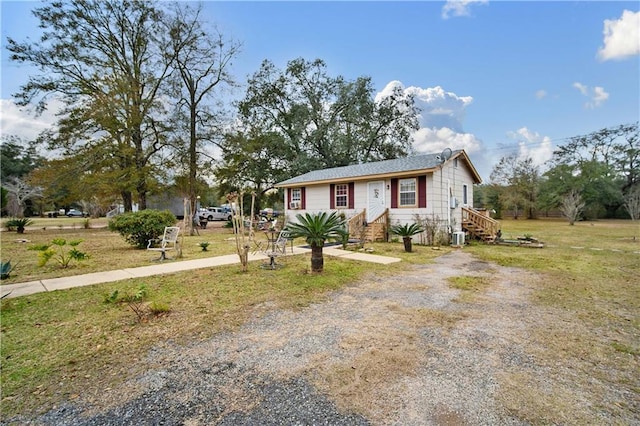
560, 190, 585, 225
168, 3, 241, 235
3, 178, 42, 217
623, 186, 640, 220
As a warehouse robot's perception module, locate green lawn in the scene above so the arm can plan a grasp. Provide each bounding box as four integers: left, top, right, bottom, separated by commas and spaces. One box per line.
1, 219, 241, 284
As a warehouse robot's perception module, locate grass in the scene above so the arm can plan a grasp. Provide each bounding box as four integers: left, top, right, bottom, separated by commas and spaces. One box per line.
447, 275, 491, 303
0, 220, 240, 284
1, 216, 638, 422
0, 221, 424, 417
0, 255, 386, 416
466, 218, 639, 423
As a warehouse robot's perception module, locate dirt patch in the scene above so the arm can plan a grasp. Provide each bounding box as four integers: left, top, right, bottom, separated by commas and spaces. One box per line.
18, 250, 638, 425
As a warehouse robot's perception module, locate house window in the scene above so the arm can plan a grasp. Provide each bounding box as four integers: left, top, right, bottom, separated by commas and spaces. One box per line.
399, 178, 416, 206
335, 184, 348, 208
291, 188, 301, 202
463, 184, 468, 205
454, 158, 458, 168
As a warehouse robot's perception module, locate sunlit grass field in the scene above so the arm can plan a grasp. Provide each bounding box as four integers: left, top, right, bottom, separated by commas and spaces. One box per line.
467, 218, 639, 422
0, 216, 638, 421
1, 219, 241, 284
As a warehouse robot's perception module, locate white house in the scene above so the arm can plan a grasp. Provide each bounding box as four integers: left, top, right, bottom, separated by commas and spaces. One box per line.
275, 149, 498, 243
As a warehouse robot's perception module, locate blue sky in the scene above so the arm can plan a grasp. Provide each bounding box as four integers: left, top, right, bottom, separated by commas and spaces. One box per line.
1, 0, 639, 180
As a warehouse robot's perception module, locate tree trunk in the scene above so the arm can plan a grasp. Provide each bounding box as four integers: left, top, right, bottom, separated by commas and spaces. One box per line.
310, 244, 324, 272
137, 186, 147, 211
189, 100, 198, 236
122, 191, 133, 212
403, 236, 412, 253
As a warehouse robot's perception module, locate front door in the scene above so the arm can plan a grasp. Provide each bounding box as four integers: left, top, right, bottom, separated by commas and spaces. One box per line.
367, 181, 385, 222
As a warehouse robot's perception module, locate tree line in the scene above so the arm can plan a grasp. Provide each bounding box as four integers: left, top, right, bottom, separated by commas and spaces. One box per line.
1, 0, 417, 228
478, 122, 639, 221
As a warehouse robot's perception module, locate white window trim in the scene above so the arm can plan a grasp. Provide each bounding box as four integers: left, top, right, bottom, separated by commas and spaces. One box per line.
399, 178, 417, 207
335, 184, 348, 208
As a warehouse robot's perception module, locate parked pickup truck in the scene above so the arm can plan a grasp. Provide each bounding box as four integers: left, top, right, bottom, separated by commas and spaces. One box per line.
198, 207, 232, 222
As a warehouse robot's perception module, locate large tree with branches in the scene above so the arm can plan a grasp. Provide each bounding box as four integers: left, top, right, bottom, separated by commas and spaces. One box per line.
551, 122, 638, 217
232, 58, 420, 180
7, 0, 177, 211
490, 154, 541, 219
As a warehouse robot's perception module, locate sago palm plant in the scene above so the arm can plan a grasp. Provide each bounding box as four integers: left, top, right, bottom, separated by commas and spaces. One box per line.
390, 222, 423, 253
285, 211, 345, 272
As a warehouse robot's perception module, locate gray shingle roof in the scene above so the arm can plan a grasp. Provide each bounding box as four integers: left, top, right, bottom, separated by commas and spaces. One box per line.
277, 151, 462, 186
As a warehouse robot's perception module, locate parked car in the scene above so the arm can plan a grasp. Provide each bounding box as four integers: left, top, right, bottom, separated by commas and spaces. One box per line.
66, 209, 87, 217
198, 207, 232, 222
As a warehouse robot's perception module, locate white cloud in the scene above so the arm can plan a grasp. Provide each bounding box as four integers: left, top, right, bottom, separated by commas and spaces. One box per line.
442, 0, 488, 19
405, 84, 473, 133
591, 86, 609, 107
572, 82, 609, 109
0, 98, 61, 142
572, 82, 588, 96
507, 127, 553, 168
535, 89, 547, 100
598, 10, 640, 61
376, 81, 482, 155
412, 126, 482, 154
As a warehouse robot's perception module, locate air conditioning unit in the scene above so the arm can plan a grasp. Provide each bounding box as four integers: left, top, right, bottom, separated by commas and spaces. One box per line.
289, 201, 301, 210
452, 231, 465, 246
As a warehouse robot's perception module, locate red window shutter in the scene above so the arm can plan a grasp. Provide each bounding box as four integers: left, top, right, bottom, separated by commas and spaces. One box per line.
418, 175, 427, 208
348, 182, 355, 209
301, 187, 306, 209
330, 184, 335, 209
391, 179, 398, 208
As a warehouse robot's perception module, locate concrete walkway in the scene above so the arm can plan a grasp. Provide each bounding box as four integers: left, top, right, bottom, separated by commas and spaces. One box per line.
1, 246, 401, 299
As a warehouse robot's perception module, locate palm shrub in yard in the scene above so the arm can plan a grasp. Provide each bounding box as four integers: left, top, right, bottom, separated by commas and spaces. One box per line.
390, 222, 424, 253
5, 218, 33, 234
286, 211, 345, 273
108, 210, 177, 248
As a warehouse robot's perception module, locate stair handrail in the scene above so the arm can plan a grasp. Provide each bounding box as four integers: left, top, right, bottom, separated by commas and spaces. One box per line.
367, 208, 389, 242
462, 207, 499, 238
347, 209, 367, 236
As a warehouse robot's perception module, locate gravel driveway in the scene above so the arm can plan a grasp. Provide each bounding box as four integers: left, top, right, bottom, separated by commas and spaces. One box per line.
8, 250, 633, 425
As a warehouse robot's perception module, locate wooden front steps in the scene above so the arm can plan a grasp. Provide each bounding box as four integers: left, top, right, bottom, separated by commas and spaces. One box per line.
462, 207, 499, 243
348, 209, 389, 242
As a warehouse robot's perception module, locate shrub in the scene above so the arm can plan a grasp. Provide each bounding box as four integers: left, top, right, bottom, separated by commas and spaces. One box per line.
5, 218, 33, 234
108, 210, 176, 249
1, 260, 17, 279
390, 222, 424, 253
28, 239, 89, 268
149, 301, 171, 316
123, 284, 148, 319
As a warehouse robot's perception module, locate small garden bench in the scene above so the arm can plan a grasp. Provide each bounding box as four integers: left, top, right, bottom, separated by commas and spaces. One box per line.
147, 226, 180, 261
